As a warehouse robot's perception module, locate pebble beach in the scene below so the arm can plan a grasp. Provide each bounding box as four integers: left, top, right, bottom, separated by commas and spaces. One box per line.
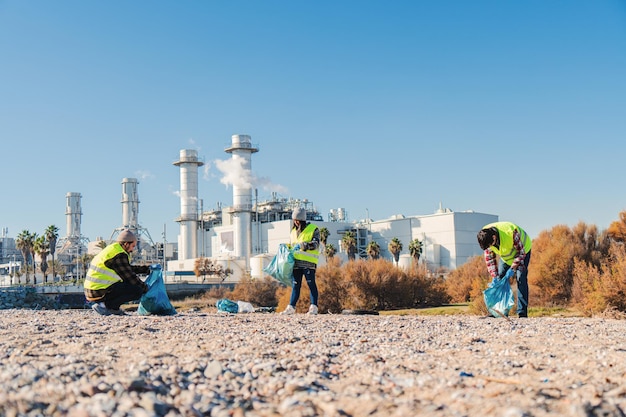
1, 309, 626, 417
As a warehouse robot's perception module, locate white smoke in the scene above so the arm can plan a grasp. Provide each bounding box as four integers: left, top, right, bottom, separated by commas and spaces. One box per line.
214, 155, 288, 194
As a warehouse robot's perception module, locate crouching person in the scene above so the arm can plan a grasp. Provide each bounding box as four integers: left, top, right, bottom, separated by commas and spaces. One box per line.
84, 229, 148, 316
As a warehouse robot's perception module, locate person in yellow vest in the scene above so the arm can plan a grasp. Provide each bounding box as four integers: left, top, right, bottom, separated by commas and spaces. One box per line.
84, 229, 149, 316
477, 221, 532, 318
280, 207, 321, 315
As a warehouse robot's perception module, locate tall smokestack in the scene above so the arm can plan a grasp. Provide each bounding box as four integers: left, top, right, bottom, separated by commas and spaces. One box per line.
65, 192, 83, 239
121, 177, 139, 232
225, 134, 258, 263
174, 149, 204, 260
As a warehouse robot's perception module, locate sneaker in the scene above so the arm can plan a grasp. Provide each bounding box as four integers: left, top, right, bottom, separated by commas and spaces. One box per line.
92, 302, 111, 316
280, 305, 296, 315
307, 305, 318, 315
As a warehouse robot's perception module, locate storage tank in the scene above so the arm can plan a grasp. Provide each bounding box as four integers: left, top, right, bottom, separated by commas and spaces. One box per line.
398, 254, 412, 270
250, 254, 273, 279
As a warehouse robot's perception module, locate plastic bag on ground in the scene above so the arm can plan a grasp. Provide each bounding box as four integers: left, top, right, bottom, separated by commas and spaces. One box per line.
216, 298, 239, 313
483, 276, 515, 317
137, 264, 177, 316
237, 301, 255, 313
263, 243, 294, 287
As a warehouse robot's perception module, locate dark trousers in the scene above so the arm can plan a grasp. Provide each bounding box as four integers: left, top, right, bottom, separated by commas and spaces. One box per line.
289, 268, 319, 307
500, 250, 532, 316
103, 281, 144, 310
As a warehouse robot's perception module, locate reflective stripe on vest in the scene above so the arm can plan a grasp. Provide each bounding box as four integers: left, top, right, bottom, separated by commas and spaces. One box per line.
84, 243, 127, 290
484, 221, 532, 264
290, 223, 320, 265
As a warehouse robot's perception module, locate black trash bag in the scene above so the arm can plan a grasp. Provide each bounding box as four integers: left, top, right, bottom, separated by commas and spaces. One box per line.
137, 264, 177, 316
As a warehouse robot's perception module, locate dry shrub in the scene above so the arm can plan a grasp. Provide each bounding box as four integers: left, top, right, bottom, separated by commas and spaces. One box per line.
571, 259, 605, 316
468, 275, 490, 315
338, 259, 449, 310
228, 275, 280, 307
343, 259, 390, 310
572, 242, 626, 316
445, 255, 487, 303
207, 286, 231, 299
530, 225, 578, 305
598, 244, 626, 312
316, 257, 349, 314
401, 264, 450, 307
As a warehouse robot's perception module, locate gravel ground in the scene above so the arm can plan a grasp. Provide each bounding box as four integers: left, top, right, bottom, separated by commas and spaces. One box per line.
1, 309, 626, 417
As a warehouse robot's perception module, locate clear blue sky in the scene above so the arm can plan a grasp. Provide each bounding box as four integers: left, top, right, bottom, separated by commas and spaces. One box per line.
1, 0, 625, 243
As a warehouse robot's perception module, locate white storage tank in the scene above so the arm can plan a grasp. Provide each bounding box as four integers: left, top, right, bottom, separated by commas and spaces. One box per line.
250, 254, 273, 279
398, 254, 412, 270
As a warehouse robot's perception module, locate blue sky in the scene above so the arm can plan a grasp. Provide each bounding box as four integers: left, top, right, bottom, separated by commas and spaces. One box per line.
1, 0, 625, 243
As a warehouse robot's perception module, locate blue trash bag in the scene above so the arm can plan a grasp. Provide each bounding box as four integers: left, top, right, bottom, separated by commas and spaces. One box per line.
483, 276, 515, 317
263, 243, 294, 287
216, 298, 239, 313
137, 264, 177, 316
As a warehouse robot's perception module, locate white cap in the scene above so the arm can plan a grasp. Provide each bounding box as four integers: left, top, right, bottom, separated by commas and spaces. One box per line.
292, 207, 306, 221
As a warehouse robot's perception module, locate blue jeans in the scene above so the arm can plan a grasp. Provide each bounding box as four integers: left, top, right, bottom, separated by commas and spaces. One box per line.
499, 250, 532, 316
289, 268, 318, 307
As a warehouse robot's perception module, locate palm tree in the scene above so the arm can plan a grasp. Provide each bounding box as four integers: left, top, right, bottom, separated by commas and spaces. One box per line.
16, 230, 36, 284
409, 238, 423, 266
30, 236, 38, 284
388, 237, 403, 265
45, 225, 59, 282
319, 227, 330, 246
366, 241, 381, 259
325, 243, 337, 259
341, 231, 357, 261
79, 253, 94, 281
34, 235, 50, 283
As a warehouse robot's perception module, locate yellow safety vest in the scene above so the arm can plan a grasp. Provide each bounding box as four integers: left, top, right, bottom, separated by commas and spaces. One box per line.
290, 223, 320, 265
484, 221, 532, 265
84, 243, 128, 290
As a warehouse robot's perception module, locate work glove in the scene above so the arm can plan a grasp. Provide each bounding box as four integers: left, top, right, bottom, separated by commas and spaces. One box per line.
292, 244, 301, 251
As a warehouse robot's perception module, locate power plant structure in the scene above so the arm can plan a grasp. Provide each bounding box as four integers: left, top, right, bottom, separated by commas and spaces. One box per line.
173, 149, 204, 261
56, 192, 90, 255
165, 134, 499, 283
225, 134, 258, 265
1, 133, 499, 286
108, 177, 156, 259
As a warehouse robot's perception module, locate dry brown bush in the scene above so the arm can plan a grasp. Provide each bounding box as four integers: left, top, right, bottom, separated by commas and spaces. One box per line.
316, 257, 349, 314
341, 260, 378, 310
228, 275, 280, 307
571, 242, 626, 316
445, 255, 487, 303
400, 264, 451, 307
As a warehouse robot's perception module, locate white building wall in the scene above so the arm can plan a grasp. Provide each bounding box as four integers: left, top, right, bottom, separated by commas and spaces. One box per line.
173, 209, 497, 282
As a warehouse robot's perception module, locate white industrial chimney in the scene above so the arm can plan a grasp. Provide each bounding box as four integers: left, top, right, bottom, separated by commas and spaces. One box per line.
121, 177, 139, 231
174, 149, 204, 260
225, 134, 258, 263
65, 192, 83, 239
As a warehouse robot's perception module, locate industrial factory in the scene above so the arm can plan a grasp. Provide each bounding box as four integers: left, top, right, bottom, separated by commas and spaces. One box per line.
0, 134, 497, 284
